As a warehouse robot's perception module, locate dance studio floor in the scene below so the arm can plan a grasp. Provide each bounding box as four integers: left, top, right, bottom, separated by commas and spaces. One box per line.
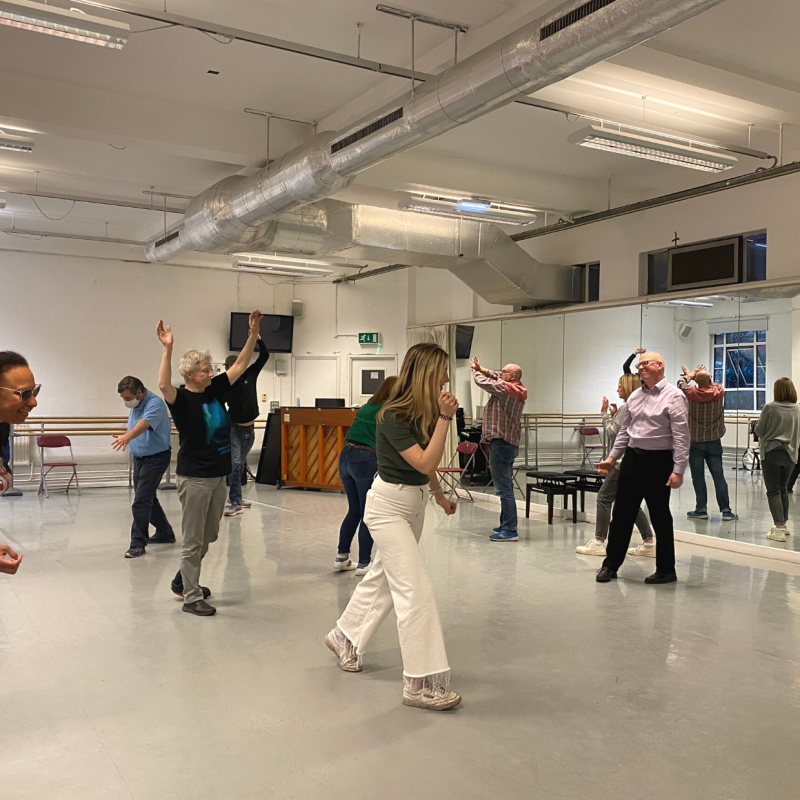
2, 483, 800, 799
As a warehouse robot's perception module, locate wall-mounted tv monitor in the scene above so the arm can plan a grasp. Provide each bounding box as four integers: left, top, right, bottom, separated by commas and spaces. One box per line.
455, 325, 475, 360
230, 312, 294, 353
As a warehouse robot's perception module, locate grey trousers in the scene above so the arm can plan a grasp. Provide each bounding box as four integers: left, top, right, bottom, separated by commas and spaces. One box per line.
176, 475, 227, 604
595, 465, 653, 541
762, 448, 794, 526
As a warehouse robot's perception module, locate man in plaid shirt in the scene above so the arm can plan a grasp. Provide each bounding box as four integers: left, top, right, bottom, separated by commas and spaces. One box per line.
471, 357, 528, 542
677, 364, 737, 521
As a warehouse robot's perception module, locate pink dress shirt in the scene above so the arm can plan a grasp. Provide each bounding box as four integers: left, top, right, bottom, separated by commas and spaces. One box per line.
610, 378, 690, 475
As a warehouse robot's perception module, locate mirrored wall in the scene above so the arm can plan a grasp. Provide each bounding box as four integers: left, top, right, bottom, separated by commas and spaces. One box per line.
453, 283, 800, 554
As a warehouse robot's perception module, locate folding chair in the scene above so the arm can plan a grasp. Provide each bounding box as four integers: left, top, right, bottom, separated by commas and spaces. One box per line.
742, 419, 761, 471
37, 435, 81, 497
578, 426, 604, 468
437, 442, 479, 502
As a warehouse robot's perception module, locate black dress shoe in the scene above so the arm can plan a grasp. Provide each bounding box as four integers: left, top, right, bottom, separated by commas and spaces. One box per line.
170, 579, 211, 599
182, 599, 216, 616
644, 571, 677, 584
596, 567, 618, 582
148, 534, 176, 544
124, 547, 146, 559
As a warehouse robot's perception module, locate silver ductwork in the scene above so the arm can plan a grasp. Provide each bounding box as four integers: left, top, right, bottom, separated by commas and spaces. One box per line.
228, 200, 582, 307
146, 0, 726, 264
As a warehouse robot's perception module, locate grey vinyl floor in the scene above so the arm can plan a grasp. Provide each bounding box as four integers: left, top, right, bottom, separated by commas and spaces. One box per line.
2, 483, 800, 799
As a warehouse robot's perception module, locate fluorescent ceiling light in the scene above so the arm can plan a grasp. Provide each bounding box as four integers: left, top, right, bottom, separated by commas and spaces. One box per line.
568, 125, 737, 173
0, 130, 33, 152
233, 254, 334, 276
0, 0, 129, 49
665, 300, 714, 308
399, 196, 538, 226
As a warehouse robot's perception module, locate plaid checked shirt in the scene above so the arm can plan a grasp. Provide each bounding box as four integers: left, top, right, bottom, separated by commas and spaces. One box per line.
473, 370, 528, 446
677, 376, 726, 442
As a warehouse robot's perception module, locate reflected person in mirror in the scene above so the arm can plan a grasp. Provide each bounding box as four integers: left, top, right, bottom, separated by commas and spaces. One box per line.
756, 378, 800, 543
470, 357, 528, 542
678, 364, 737, 522
576, 373, 654, 557
594, 352, 689, 585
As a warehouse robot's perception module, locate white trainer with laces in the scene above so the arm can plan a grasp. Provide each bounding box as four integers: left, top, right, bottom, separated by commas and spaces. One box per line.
402, 679, 461, 711
767, 526, 788, 542
334, 557, 356, 571
355, 562, 371, 576
324, 627, 362, 672
628, 541, 656, 557
576, 539, 606, 556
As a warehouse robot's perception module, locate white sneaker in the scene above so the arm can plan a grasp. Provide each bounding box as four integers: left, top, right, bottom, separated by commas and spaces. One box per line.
355, 562, 371, 576
767, 526, 788, 542
628, 541, 656, 557
576, 539, 606, 556
324, 627, 362, 672
402, 679, 461, 711
334, 557, 356, 571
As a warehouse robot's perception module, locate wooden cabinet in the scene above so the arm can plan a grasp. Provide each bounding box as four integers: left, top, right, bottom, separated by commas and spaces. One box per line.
279, 407, 357, 490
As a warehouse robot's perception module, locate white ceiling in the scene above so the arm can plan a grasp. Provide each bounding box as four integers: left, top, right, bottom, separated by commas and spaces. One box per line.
0, 0, 798, 255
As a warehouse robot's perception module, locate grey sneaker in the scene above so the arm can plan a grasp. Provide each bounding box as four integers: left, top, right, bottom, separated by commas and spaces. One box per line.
224, 504, 243, 517
325, 627, 362, 672
182, 599, 217, 616
402, 679, 461, 711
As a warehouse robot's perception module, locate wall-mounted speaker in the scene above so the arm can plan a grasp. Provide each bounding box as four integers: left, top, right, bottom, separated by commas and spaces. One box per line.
274, 357, 288, 376
291, 300, 304, 317
677, 323, 693, 339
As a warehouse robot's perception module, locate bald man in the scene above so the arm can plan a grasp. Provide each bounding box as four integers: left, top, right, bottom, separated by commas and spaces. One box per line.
471, 358, 528, 542
595, 352, 689, 584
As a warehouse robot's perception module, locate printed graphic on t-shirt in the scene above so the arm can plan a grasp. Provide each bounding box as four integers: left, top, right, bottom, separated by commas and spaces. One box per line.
203, 399, 230, 446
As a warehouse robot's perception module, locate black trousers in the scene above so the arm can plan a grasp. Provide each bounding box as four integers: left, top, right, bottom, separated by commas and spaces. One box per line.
602, 448, 676, 575
130, 450, 174, 549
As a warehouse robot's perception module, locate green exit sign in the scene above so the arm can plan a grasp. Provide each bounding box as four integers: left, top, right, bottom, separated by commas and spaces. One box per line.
359, 332, 380, 344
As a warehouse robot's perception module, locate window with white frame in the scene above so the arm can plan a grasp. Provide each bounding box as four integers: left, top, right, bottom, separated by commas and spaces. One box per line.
713, 330, 766, 411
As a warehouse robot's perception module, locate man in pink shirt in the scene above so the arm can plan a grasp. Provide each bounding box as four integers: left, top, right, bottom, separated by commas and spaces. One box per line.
471, 358, 528, 542
595, 352, 689, 584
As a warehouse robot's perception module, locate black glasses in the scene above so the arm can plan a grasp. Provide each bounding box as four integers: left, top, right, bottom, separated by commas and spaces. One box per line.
0, 384, 41, 401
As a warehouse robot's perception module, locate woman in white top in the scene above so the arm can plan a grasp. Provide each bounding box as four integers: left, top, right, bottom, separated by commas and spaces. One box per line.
576, 373, 654, 557
757, 377, 800, 542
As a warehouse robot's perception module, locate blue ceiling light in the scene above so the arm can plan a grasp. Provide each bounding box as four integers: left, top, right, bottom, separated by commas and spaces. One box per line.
455, 199, 492, 213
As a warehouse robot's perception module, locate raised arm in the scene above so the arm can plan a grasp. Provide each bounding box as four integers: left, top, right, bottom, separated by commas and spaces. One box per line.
156, 319, 177, 405
623, 348, 646, 375
226, 310, 263, 385
397, 392, 458, 476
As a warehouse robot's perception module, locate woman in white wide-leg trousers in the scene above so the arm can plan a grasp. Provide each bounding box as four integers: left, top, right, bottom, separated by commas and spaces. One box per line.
337, 476, 449, 679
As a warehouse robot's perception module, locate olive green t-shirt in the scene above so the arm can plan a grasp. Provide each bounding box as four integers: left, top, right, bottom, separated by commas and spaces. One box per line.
376, 410, 429, 485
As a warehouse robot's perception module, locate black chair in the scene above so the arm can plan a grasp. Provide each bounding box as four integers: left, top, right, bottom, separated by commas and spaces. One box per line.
525, 471, 578, 524
563, 469, 604, 512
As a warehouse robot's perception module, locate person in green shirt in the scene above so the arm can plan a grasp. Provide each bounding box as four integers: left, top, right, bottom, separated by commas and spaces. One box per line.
335, 376, 397, 575
326, 343, 462, 712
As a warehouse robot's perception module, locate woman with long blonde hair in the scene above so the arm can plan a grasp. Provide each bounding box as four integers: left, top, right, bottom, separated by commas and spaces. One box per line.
325, 343, 462, 711
576, 372, 654, 557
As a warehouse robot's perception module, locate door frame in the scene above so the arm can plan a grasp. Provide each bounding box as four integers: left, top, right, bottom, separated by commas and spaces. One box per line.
347, 354, 398, 406
291, 355, 340, 406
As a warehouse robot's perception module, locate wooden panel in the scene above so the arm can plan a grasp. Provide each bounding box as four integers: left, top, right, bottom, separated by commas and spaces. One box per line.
279, 407, 357, 491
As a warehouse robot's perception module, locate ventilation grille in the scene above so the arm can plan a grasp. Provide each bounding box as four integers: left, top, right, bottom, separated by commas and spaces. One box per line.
540, 0, 617, 40
331, 107, 404, 154
154, 230, 180, 248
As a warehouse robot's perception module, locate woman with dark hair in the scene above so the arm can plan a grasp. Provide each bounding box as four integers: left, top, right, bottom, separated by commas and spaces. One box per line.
334, 375, 398, 576
0, 350, 40, 575
326, 343, 461, 711
757, 377, 800, 542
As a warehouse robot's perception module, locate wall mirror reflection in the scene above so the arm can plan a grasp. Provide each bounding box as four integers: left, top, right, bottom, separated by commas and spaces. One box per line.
450, 281, 800, 555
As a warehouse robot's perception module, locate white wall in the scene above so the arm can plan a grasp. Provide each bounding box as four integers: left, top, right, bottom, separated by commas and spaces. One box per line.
0, 251, 408, 463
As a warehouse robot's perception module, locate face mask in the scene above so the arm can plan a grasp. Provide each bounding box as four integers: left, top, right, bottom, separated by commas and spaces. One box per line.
124, 397, 140, 409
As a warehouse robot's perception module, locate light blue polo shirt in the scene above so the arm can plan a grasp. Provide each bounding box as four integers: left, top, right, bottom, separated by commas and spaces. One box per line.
127, 390, 172, 457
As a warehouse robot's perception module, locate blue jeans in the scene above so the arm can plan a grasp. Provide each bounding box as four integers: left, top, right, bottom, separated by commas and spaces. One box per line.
337, 444, 377, 565
228, 425, 256, 506
489, 438, 519, 532
688, 440, 731, 512
130, 449, 173, 549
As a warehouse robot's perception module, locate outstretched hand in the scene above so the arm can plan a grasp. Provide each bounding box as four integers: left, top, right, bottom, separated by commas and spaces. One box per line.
156, 319, 173, 348
248, 309, 263, 335
0, 544, 22, 575
469, 357, 483, 374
